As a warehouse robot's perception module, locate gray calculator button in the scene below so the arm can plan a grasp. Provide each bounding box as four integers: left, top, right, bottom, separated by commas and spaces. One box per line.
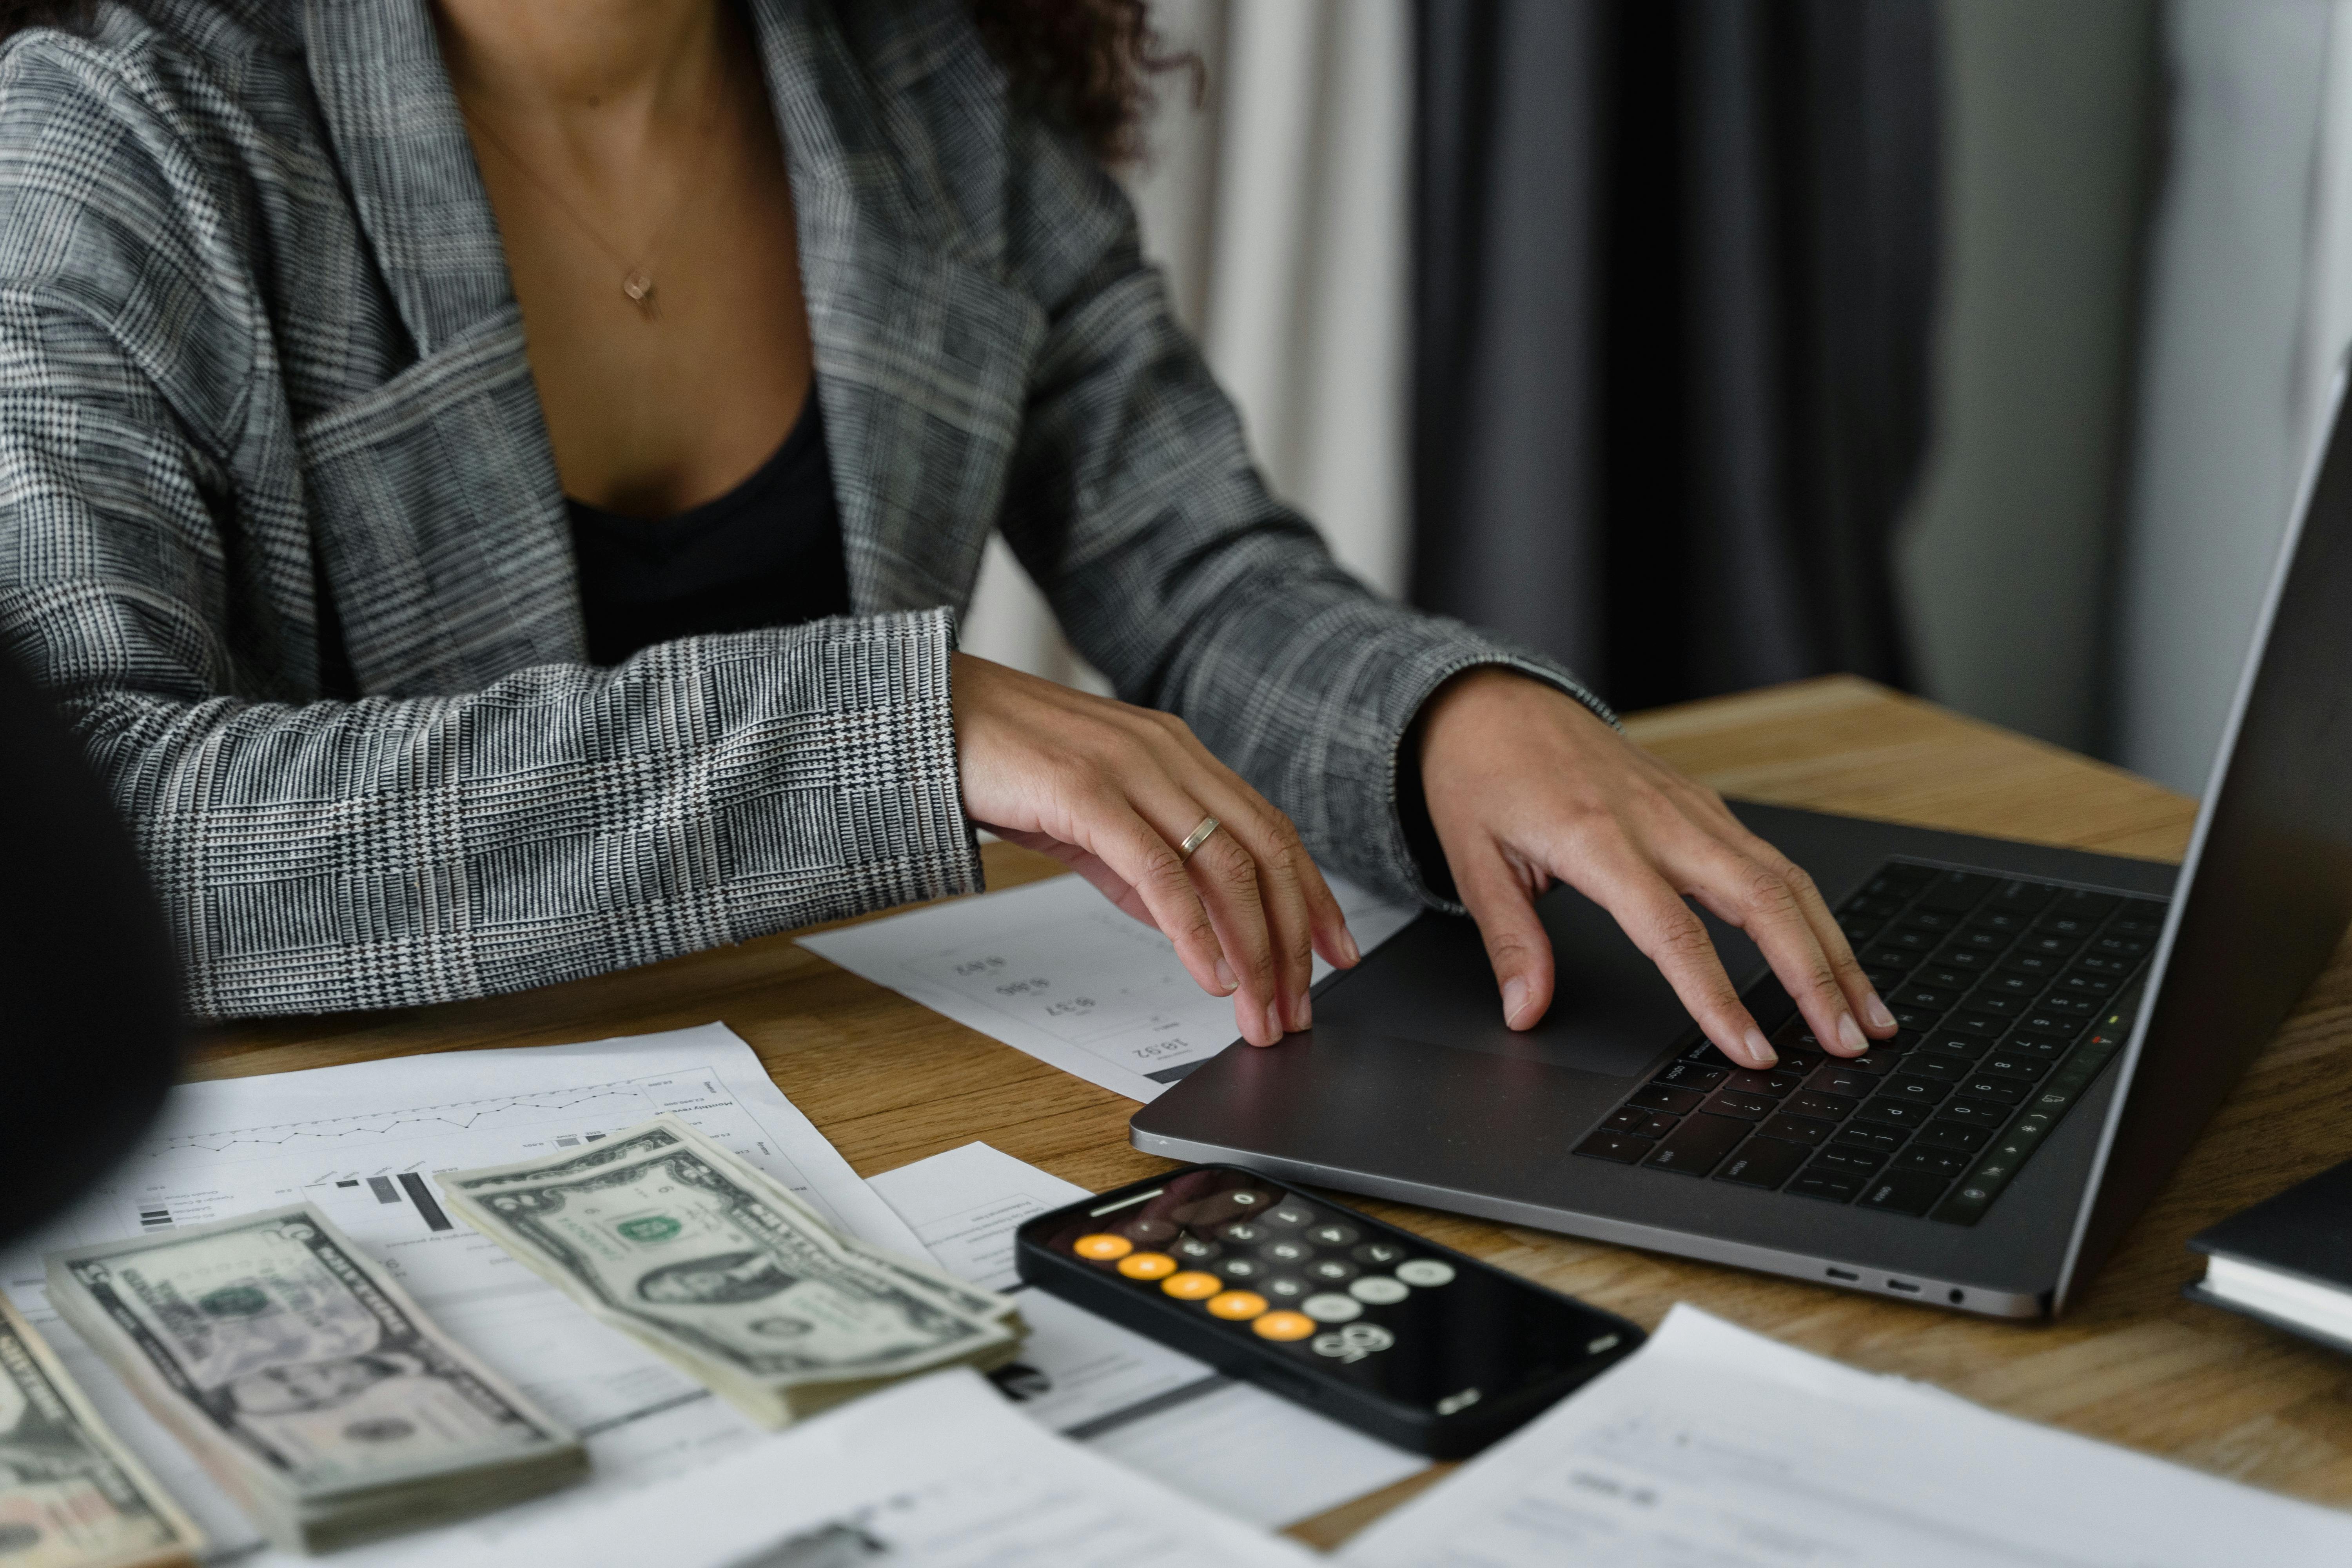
1259, 1240, 1314, 1265
1219, 1222, 1266, 1244
1265, 1204, 1316, 1227
1394, 1259, 1456, 1288
1264, 1276, 1310, 1300
1353, 1241, 1407, 1266
1127, 1218, 1178, 1242
1302, 1293, 1362, 1323
1307, 1258, 1358, 1283
1216, 1256, 1265, 1280
1171, 1237, 1221, 1262
1349, 1276, 1408, 1305
1228, 1190, 1272, 1208
1304, 1223, 1359, 1247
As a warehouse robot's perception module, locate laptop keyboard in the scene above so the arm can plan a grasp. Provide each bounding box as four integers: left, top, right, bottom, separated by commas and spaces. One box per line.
1572, 860, 2167, 1225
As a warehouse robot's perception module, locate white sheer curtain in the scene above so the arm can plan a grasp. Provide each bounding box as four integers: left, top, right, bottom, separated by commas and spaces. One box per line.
2116, 0, 2352, 791
955, 0, 1413, 690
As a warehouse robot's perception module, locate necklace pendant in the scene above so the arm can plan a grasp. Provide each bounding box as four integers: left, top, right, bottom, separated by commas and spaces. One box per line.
621, 269, 657, 318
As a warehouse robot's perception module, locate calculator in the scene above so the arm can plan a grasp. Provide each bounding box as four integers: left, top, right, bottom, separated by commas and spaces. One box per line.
1014, 1164, 1643, 1458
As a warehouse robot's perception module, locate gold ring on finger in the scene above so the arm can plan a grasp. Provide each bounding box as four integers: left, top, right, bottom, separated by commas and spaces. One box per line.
1178, 815, 1222, 863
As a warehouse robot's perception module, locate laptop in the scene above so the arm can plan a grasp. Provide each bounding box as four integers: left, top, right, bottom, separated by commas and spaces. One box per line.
1131, 390, 2352, 1321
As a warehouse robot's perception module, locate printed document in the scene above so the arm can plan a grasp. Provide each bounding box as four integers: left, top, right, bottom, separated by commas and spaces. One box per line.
800, 870, 1419, 1100
868, 1140, 1428, 1526
0, 1024, 921, 1566
421, 1368, 1317, 1568
1338, 1303, 2352, 1567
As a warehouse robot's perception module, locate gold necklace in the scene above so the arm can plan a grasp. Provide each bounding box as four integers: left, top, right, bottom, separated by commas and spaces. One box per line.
461, 77, 726, 321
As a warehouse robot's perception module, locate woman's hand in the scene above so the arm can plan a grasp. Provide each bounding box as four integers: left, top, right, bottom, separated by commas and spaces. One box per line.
1417, 668, 1896, 1069
952, 652, 1359, 1047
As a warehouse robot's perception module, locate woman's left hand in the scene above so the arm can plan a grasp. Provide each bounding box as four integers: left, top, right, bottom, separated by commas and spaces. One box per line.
1415, 668, 1899, 1071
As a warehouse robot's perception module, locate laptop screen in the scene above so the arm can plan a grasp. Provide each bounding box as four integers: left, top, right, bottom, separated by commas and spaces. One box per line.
2058, 377, 2352, 1308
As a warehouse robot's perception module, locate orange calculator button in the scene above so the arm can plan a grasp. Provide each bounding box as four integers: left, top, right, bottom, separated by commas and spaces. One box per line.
1117, 1251, 1177, 1280
1252, 1310, 1316, 1341
1073, 1234, 1134, 1261
1161, 1270, 1223, 1300
1206, 1290, 1269, 1320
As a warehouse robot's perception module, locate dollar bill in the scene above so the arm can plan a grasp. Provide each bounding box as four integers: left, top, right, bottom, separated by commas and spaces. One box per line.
45, 1205, 584, 1553
0, 1292, 200, 1568
440, 1117, 1024, 1427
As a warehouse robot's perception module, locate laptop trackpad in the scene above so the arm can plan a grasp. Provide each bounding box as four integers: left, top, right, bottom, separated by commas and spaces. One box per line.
1315, 881, 1771, 1081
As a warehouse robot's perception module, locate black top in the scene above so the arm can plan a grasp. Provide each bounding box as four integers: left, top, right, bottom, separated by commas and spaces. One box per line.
566, 394, 850, 666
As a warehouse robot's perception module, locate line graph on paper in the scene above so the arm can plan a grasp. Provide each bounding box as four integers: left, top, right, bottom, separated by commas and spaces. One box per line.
159, 1079, 680, 1155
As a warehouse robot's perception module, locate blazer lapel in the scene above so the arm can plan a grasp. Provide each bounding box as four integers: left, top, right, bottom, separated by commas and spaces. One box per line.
750, 0, 1046, 618
298, 0, 581, 692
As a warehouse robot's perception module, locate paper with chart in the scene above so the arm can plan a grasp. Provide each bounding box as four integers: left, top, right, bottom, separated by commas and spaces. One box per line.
800, 871, 1421, 1100
416, 1368, 1317, 1568
867, 1141, 1426, 1526
1338, 1303, 2352, 1568
0, 1023, 926, 1566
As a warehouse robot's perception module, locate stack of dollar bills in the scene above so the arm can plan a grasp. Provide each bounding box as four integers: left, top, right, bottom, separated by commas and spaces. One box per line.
44, 1206, 586, 1555
0, 1292, 202, 1568
440, 1116, 1026, 1428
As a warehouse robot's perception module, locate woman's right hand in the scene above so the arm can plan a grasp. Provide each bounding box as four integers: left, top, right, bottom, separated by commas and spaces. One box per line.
950, 652, 1361, 1047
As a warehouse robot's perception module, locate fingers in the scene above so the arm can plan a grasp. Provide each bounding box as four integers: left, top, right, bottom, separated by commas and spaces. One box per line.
1071, 795, 1242, 1011
1666, 833, 1871, 1061
1451, 841, 1555, 1032
1591, 850, 1780, 1069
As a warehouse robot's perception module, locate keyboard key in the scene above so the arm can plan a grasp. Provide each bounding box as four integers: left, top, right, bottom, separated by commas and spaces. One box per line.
1913, 1120, 1991, 1151
1862, 944, 1927, 971
1964, 992, 2030, 1016
1705, 1090, 1775, 1121
1978, 1053, 2049, 1082
1952, 928, 2012, 954
1898, 909, 1962, 933
1897, 1054, 1967, 1083
1680, 1040, 1740, 1067
1882, 928, 1940, 952
1898, 1146, 1970, 1176
1938, 1095, 2011, 1125
1838, 916, 1883, 946
1892, 1007, 1945, 1032
2039, 994, 2100, 1017
1915, 1033, 1992, 1061
1870, 865, 1937, 894
1776, 1051, 1829, 1078
1880, 1075, 1951, 1105
1653, 1061, 1728, 1091
1845, 895, 1906, 919
1996, 950, 2066, 978
2020, 933, 2082, 958
1642, 1112, 1749, 1175
1601, 1106, 1659, 1133
1838, 1048, 1900, 1073
1986, 879, 2058, 914
1788, 1166, 1868, 1203
1915, 871, 1999, 911
2017, 1011, 2089, 1039
2056, 972, 2120, 998
1815, 1143, 1888, 1172
1958, 1076, 2027, 1105
1630, 1084, 1704, 1115
2071, 951, 2138, 976
1915, 964, 1975, 991
1893, 983, 1964, 1011
2053, 889, 2120, 921
1724, 1069, 1803, 1098
1716, 1136, 1811, 1189
2002, 1034, 2071, 1060
1852, 1096, 1934, 1129
2037, 915, 2098, 938
1785, 1090, 1855, 1120
1858, 1169, 1950, 1216
1760, 1112, 1837, 1146
1832, 1122, 1907, 1153
1806, 1065, 1875, 1098
1933, 946, 1994, 971
1977, 972, 2045, 1000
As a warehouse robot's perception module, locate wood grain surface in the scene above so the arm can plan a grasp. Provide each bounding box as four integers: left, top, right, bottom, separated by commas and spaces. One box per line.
191, 676, 2352, 1542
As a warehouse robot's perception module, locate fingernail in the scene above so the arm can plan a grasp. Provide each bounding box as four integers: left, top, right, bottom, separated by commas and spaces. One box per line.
1215, 958, 1238, 993
1865, 993, 1896, 1031
1266, 1001, 1288, 1042
1502, 977, 1530, 1027
1744, 1028, 1778, 1068
1292, 992, 1313, 1030
1338, 927, 1362, 966
1837, 1014, 1870, 1055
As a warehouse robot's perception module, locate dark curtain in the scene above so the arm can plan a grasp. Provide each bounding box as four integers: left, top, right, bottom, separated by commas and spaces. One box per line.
1411, 0, 1940, 711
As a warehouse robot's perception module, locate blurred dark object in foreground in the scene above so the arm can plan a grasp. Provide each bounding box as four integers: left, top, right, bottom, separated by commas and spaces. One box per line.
0, 651, 178, 1245
1413, 0, 1938, 710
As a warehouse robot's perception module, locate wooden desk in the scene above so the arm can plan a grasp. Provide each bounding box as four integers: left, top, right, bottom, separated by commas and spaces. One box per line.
195, 675, 2352, 1541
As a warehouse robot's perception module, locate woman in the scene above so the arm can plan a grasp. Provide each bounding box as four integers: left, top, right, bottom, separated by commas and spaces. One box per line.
0, 0, 1891, 1069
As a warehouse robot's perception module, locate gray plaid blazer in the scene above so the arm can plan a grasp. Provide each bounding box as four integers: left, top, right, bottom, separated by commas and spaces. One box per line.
0, 0, 1604, 1018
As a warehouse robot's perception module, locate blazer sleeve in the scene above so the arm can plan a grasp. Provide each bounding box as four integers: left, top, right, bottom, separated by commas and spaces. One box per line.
990, 122, 1615, 908
0, 47, 977, 1019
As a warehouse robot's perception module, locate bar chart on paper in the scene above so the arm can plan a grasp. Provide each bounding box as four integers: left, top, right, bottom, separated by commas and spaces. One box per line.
801, 872, 1421, 1100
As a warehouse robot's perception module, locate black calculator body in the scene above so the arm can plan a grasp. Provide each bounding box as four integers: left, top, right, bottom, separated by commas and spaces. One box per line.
1014, 1163, 1643, 1458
